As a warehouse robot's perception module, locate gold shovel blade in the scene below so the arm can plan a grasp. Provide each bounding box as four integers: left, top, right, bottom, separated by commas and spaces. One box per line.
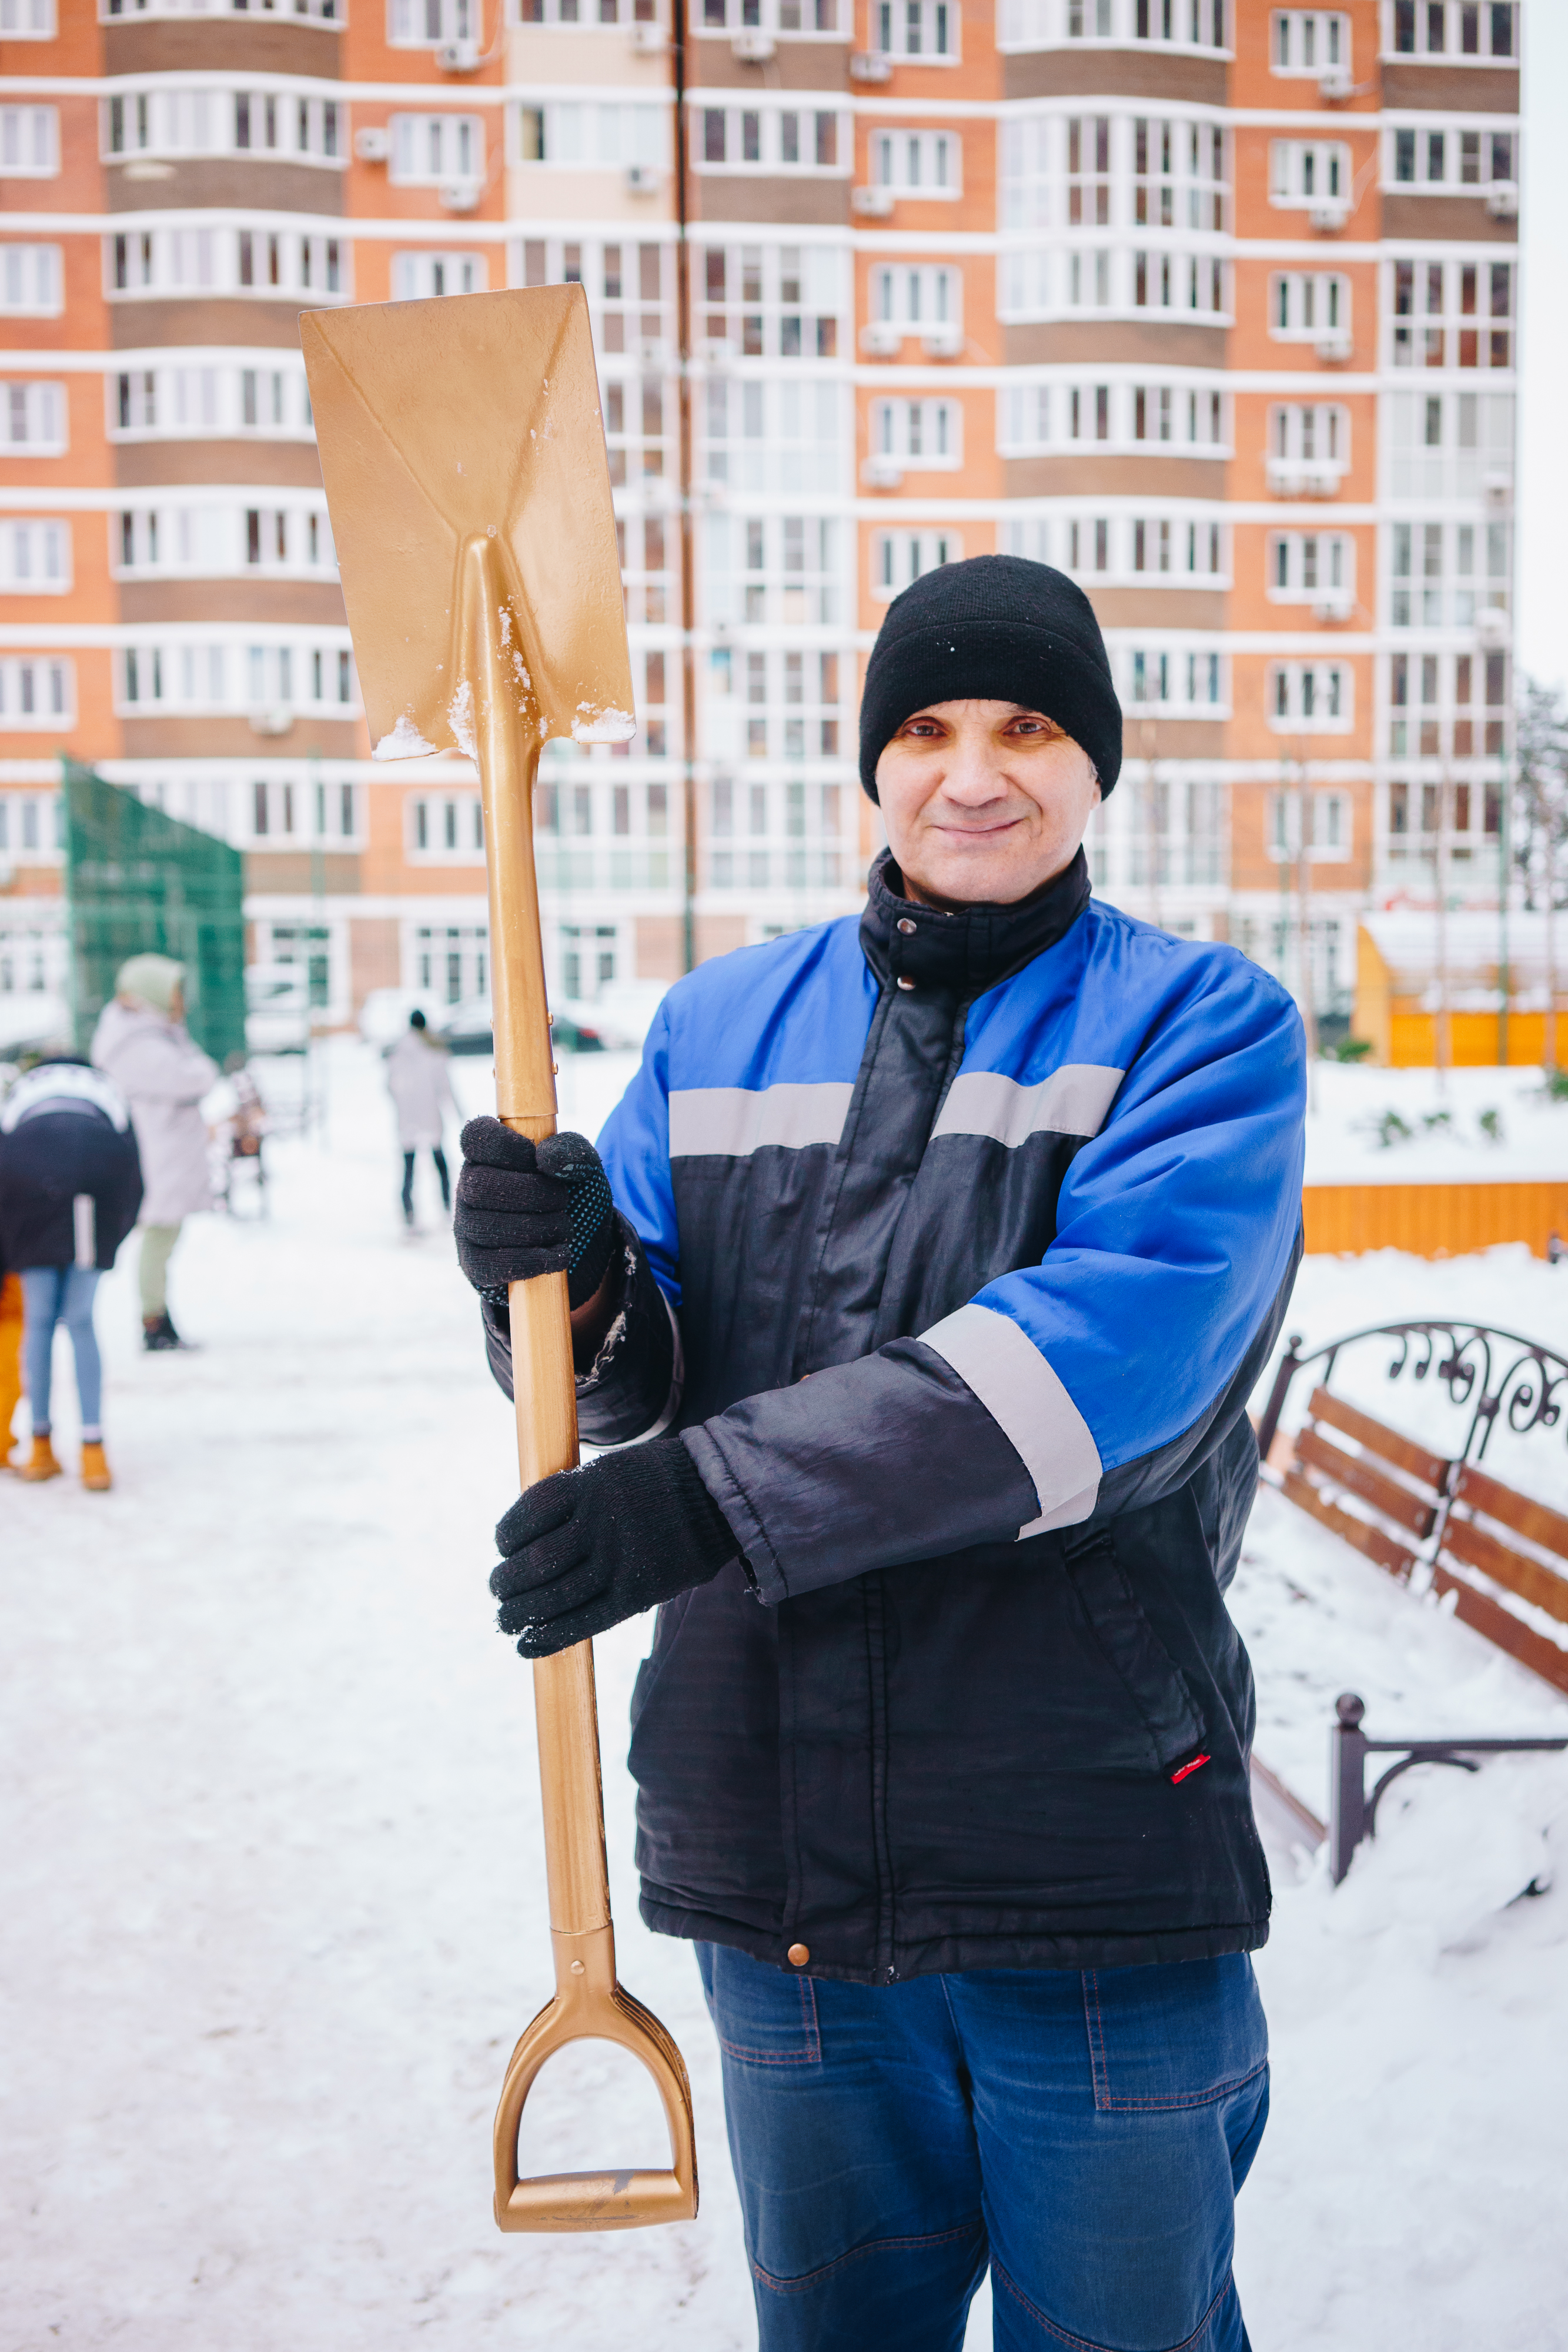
300, 285, 634, 762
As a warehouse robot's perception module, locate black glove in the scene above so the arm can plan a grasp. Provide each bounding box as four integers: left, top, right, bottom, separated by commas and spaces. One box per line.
453, 1115, 616, 1309
491, 1439, 741, 1656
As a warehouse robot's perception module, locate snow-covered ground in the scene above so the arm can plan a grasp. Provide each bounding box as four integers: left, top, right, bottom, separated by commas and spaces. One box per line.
1300, 1060, 1568, 1185
4, 1040, 1567, 2351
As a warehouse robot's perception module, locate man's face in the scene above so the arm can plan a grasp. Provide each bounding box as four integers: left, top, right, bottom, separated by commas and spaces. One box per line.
874, 700, 1101, 911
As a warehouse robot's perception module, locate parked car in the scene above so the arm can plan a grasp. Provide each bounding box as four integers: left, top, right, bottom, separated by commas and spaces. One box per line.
245, 964, 312, 1055
432, 996, 609, 1057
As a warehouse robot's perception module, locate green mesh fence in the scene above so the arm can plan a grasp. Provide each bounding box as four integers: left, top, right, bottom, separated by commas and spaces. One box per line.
64, 761, 246, 1066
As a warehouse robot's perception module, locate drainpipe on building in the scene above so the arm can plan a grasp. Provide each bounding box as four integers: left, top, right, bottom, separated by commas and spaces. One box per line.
672, 0, 697, 977
1296, 748, 1317, 1112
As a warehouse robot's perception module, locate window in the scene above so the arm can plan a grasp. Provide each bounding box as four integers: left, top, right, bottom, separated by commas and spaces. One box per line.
1134, 249, 1226, 317
695, 0, 840, 28
1388, 515, 1505, 630
388, 0, 480, 41
1390, 0, 1514, 58
1267, 531, 1354, 603
871, 0, 954, 54
0, 380, 65, 453
1393, 121, 1512, 189
1268, 789, 1352, 861
1125, 647, 1225, 709
1269, 271, 1349, 342
115, 640, 355, 714
706, 512, 841, 626
407, 793, 486, 863
703, 376, 843, 497
391, 251, 488, 300
522, 103, 678, 171
0, 656, 73, 726
1269, 141, 1350, 205
1, 245, 62, 317
107, 227, 346, 302
693, 107, 841, 172
0, 520, 70, 593
0, 107, 58, 176
1068, 115, 1111, 224
1135, 116, 1226, 230
1391, 256, 1512, 370
704, 243, 844, 360
0, 0, 56, 33
871, 129, 959, 196
998, 379, 1225, 453
870, 398, 961, 469
1268, 662, 1352, 731
107, 363, 313, 440
1267, 403, 1348, 492
104, 86, 342, 165
1271, 10, 1348, 71
872, 530, 960, 600
1133, 0, 1227, 41
518, 0, 664, 19
390, 113, 484, 186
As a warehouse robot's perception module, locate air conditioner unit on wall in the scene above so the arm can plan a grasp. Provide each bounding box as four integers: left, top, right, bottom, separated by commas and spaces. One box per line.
1318, 66, 1353, 100
863, 454, 904, 489
732, 28, 775, 59
1312, 594, 1354, 624
626, 162, 662, 195
1484, 470, 1513, 507
439, 180, 482, 212
1309, 201, 1349, 234
860, 321, 902, 356
922, 323, 964, 358
851, 186, 895, 217
249, 709, 293, 739
354, 126, 391, 162
1476, 606, 1510, 649
850, 49, 893, 79
1486, 181, 1519, 219
436, 36, 481, 70
1314, 332, 1352, 365
630, 20, 667, 51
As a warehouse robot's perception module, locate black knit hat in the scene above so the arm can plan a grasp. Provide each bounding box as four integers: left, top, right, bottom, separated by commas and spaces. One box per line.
859, 554, 1122, 803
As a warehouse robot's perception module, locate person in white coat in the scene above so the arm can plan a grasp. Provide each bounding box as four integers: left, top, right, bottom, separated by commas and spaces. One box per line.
91, 954, 219, 1351
385, 1008, 459, 1229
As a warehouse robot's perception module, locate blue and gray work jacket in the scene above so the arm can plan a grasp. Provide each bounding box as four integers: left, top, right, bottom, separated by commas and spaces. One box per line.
485, 847, 1307, 1983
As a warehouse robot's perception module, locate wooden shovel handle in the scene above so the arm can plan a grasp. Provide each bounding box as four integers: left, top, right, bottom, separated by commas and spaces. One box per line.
466, 531, 697, 2231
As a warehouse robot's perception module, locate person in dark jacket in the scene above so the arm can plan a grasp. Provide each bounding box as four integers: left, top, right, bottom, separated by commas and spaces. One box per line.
0, 1054, 143, 1488
454, 558, 1306, 2352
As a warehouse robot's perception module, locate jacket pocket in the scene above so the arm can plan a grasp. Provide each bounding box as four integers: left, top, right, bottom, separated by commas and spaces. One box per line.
1064, 1535, 1206, 1774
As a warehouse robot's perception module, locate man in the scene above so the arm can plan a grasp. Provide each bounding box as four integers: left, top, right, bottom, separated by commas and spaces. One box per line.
456, 558, 1305, 2352
384, 1005, 459, 1230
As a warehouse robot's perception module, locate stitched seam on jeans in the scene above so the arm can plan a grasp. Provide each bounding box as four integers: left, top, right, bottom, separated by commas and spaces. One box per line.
715, 2037, 823, 2067
799, 1970, 821, 2061
1082, 1969, 1111, 2107
992, 2257, 1237, 2351
754, 2218, 985, 2296
1095, 2053, 1269, 2113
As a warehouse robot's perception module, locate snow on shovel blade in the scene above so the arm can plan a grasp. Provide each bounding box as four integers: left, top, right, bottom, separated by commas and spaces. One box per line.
299, 284, 634, 764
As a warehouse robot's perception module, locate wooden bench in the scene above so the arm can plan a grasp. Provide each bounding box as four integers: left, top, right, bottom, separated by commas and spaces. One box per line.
1258, 1322, 1568, 1699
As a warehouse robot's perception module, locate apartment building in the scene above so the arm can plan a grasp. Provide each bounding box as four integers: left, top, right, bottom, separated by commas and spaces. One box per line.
0, 0, 1520, 1040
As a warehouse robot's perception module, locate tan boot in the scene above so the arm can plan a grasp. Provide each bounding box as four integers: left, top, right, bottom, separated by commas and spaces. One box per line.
16, 1434, 62, 1482
80, 1441, 112, 1493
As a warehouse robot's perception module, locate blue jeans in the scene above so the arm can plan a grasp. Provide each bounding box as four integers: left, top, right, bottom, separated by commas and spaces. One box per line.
19, 1266, 102, 1434
696, 1942, 1268, 2352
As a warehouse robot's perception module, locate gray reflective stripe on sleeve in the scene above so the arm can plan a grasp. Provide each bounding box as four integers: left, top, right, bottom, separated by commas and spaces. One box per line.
930, 1064, 1125, 1148
921, 1301, 1102, 1538
668, 1081, 855, 1158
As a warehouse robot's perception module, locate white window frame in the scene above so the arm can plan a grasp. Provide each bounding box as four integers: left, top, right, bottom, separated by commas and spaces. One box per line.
1271, 9, 1349, 70
407, 791, 487, 864
871, 128, 959, 197
116, 639, 359, 717
391, 250, 489, 300
0, 656, 73, 727
694, 105, 847, 175
0, 245, 63, 318
1266, 401, 1348, 492
0, 0, 57, 34
0, 106, 59, 178
1268, 786, 1353, 861
997, 0, 1228, 49
1267, 660, 1353, 732
388, 0, 480, 43
872, 529, 962, 600
871, 397, 962, 469
1124, 645, 1228, 712
870, 0, 957, 58
1269, 270, 1350, 340
690, 0, 842, 31
514, 101, 671, 169
868, 263, 961, 330
0, 519, 71, 594
104, 226, 349, 302
1, 379, 66, 455
1389, 119, 1515, 191
1383, 0, 1516, 63
1269, 139, 1350, 206
1266, 530, 1355, 603
389, 112, 485, 188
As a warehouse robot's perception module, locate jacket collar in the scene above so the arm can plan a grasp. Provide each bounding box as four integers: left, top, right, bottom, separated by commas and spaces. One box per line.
858, 845, 1092, 997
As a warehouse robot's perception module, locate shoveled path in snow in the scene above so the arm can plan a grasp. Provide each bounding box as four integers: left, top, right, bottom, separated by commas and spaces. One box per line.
4, 1041, 1567, 2350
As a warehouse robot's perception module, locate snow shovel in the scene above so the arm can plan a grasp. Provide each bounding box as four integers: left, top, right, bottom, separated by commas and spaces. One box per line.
300, 285, 697, 2234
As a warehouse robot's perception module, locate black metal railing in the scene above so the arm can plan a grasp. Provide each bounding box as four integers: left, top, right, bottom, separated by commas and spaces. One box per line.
1328, 1692, 1568, 1883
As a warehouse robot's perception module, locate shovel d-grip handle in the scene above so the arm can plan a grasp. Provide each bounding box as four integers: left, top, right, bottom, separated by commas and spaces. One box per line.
465, 532, 697, 2233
